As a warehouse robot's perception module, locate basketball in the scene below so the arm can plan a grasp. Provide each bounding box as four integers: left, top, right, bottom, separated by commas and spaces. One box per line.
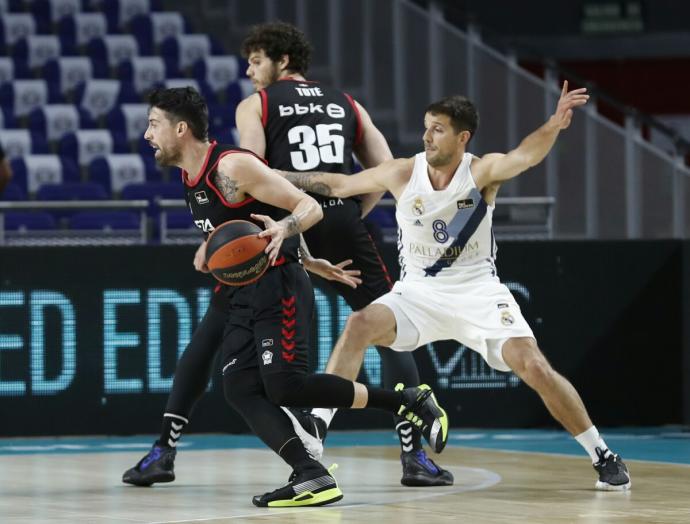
205, 220, 270, 286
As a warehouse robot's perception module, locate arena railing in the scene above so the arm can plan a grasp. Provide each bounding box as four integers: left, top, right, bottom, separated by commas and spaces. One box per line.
0, 200, 149, 246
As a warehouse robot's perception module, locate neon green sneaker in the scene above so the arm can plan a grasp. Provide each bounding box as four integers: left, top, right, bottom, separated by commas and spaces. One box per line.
252, 464, 343, 507
396, 384, 449, 453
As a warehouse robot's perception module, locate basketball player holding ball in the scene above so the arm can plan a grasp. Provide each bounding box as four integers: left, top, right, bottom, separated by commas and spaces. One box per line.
125, 86, 449, 507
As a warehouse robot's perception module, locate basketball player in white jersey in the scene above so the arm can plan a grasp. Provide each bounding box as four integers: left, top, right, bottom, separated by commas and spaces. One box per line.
284, 81, 631, 491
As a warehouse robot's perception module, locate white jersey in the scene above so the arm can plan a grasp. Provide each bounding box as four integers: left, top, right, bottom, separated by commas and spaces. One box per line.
396, 152, 496, 282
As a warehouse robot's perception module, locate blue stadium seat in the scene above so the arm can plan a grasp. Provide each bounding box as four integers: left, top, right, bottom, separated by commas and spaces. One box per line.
58, 12, 108, 51
193, 56, 240, 96
106, 103, 149, 144
73, 79, 139, 120
37, 181, 108, 221
0, 80, 55, 118
3, 211, 57, 231
0, 129, 50, 158
88, 154, 148, 195
87, 35, 140, 77
225, 78, 254, 110
121, 181, 183, 216
13, 35, 63, 78
29, 105, 96, 144
70, 210, 141, 230
207, 102, 237, 139
0, 183, 26, 201
98, 0, 161, 33
365, 207, 397, 229
36, 181, 108, 201
130, 11, 187, 55
160, 34, 215, 77
118, 57, 166, 96
10, 154, 79, 195
164, 209, 194, 229
59, 129, 128, 168
30, 0, 82, 34
0, 13, 37, 51
43, 57, 97, 99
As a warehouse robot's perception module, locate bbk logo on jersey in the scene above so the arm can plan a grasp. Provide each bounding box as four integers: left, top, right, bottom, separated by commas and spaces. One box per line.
194, 218, 215, 233
278, 102, 345, 119
194, 191, 209, 204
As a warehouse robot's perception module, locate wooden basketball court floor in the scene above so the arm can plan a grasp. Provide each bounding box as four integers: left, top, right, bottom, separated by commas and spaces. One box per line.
1, 429, 688, 523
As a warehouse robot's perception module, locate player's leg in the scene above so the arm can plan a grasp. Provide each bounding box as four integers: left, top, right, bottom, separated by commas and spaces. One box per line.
254, 265, 449, 453
501, 337, 631, 491
122, 304, 226, 486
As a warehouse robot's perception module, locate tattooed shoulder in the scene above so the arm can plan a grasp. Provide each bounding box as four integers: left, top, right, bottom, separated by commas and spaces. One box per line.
212, 172, 240, 203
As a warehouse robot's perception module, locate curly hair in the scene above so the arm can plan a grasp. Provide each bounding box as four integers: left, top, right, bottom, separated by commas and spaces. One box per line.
147, 87, 208, 141
241, 22, 312, 75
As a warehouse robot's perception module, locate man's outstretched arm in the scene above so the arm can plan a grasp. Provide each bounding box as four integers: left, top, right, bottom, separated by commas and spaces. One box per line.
473, 81, 589, 189
284, 157, 413, 200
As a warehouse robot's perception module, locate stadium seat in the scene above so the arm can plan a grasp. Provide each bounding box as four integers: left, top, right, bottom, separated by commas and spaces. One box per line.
0, 108, 18, 129
88, 154, 147, 195
365, 207, 397, 229
193, 56, 240, 96
160, 34, 213, 77
163, 209, 194, 229
74, 79, 139, 120
70, 210, 142, 230
43, 57, 96, 98
106, 103, 149, 144
13, 35, 63, 78
2, 211, 57, 231
0, 183, 26, 201
207, 102, 237, 142
121, 181, 183, 216
130, 11, 187, 55
59, 129, 127, 168
58, 12, 108, 51
98, 0, 158, 32
29, 105, 96, 144
87, 35, 139, 77
10, 154, 79, 195
0, 13, 37, 50
118, 57, 166, 96
225, 78, 254, 109
36, 181, 108, 201
0, 80, 52, 118
30, 0, 82, 29
0, 129, 50, 158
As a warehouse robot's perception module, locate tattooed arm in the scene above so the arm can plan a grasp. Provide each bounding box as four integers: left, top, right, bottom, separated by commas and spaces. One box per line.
283, 157, 414, 201
217, 153, 322, 264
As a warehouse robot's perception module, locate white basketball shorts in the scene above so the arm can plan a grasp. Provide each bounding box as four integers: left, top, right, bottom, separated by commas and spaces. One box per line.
373, 276, 534, 372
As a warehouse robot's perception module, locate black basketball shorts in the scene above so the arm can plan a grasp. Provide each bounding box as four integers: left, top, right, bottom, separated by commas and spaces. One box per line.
220, 262, 313, 377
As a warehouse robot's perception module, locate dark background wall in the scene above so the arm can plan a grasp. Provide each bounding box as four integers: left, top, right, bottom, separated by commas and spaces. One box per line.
0, 241, 685, 437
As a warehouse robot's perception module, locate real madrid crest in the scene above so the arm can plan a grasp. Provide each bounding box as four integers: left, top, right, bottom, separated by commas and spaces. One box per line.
412, 197, 424, 216
501, 310, 515, 326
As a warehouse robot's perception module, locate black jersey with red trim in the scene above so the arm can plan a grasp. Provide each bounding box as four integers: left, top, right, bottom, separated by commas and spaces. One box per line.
182, 141, 299, 264
260, 78, 362, 201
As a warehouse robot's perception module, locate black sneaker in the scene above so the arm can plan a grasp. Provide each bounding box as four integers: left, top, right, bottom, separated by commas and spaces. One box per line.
281, 407, 327, 460
593, 448, 631, 491
252, 465, 343, 507
396, 384, 449, 454
122, 443, 176, 487
400, 450, 454, 487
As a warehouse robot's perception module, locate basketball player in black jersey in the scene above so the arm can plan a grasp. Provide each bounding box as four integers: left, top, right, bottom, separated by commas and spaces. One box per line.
122, 86, 449, 507
234, 22, 453, 486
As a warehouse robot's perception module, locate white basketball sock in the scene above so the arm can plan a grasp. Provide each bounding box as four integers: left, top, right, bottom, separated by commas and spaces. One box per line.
575, 426, 611, 463
312, 408, 337, 427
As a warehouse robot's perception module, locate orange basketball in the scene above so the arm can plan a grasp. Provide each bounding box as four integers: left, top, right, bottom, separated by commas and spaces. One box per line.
205, 220, 270, 286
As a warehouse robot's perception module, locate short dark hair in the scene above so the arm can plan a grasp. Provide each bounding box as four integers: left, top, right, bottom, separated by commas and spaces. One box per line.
147, 87, 208, 141
241, 21, 312, 75
426, 96, 479, 139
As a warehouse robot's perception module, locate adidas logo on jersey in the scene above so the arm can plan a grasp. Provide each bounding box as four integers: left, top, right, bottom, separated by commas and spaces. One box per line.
413, 219, 423, 227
